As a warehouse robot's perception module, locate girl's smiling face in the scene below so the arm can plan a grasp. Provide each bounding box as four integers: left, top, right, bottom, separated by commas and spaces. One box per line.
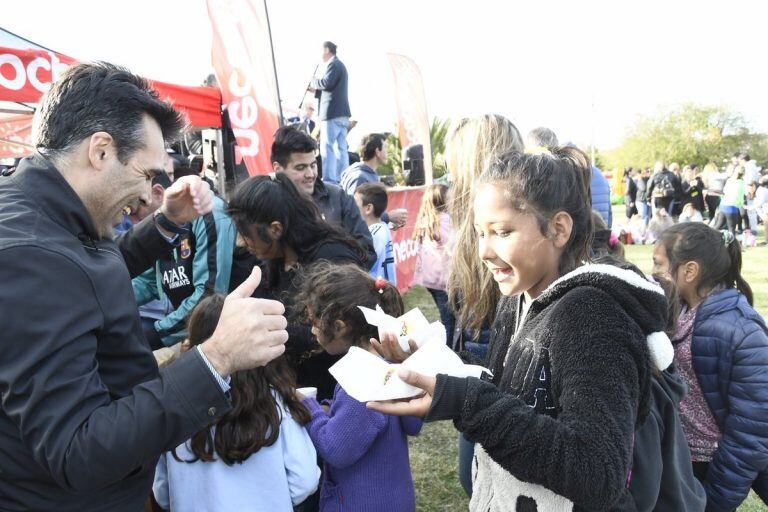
473, 182, 563, 300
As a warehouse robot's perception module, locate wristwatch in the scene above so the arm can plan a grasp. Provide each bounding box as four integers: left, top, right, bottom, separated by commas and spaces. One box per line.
153, 210, 190, 235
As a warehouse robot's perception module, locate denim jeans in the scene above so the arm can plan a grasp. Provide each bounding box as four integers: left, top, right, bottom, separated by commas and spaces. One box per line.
320, 117, 349, 184
637, 201, 651, 227
458, 432, 474, 497
427, 288, 456, 347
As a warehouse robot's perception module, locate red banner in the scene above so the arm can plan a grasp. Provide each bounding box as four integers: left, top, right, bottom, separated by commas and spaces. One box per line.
0, 114, 33, 159
0, 47, 74, 103
387, 54, 433, 183
387, 186, 426, 293
0, 46, 222, 129
207, 0, 282, 176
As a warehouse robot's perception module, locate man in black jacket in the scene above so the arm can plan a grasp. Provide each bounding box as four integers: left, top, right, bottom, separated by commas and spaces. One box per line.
0, 62, 289, 511
309, 41, 351, 185
647, 161, 683, 216
270, 125, 376, 268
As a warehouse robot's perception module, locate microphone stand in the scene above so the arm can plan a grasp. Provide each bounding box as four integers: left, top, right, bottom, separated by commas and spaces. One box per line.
299, 64, 319, 109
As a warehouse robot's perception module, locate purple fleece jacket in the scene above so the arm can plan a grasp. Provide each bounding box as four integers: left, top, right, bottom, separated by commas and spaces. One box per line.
303, 384, 422, 511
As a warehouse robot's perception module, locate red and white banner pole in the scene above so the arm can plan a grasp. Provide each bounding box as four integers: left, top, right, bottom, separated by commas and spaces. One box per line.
207, 0, 282, 175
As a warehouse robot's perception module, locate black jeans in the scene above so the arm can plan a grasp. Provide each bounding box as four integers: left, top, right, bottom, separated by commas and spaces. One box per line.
725, 211, 740, 235
705, 195, 721, 220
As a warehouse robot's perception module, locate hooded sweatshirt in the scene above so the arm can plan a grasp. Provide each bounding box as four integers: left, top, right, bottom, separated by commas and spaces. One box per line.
629, 366, 707, 511
427, 264, 671, 512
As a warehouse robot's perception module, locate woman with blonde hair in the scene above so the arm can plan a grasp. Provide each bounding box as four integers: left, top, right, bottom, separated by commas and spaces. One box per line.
443, 114, 524, 497
445, 114, 524, 352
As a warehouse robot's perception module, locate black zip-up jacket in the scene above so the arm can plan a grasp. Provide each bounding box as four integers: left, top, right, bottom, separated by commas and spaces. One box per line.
0, 154, 231, 511
312, 179, 376, 269
427, 264, 669, 511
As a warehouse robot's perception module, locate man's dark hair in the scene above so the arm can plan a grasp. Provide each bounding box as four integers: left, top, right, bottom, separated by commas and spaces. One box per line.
739, 152, 751, 161
360, 133, 386, 161
34, 62, 186, 164
527, 127, 559, 148
355, 182, 388, 218
323, 41, 337, 55
271, 126, 317, 167
173, 165, 198, 180
152, 170, 172, 189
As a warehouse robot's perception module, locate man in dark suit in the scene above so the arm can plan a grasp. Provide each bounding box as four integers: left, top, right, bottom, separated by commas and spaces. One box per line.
309, 41, 351, 185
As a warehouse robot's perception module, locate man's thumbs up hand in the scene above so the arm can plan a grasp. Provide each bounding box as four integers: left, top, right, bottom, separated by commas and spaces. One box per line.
201, 267, 288, 377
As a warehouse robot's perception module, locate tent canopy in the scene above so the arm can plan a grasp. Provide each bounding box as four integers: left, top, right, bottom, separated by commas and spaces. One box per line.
0, 28, 222, 158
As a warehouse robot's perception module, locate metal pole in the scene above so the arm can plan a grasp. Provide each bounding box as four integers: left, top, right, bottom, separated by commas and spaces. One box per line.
263, 0, 285, 126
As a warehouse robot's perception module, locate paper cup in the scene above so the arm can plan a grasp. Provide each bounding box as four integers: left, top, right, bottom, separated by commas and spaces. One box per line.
297, 387, 317, 399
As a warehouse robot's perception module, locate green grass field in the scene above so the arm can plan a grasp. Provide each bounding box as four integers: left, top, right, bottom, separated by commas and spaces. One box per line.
403, 240, 768, 511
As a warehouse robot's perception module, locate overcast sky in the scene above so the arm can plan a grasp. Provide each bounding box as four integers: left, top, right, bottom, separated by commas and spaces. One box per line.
4, 0, 767, 149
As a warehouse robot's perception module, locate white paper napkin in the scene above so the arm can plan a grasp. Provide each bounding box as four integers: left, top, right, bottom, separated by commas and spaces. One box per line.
329, 337, 491, 403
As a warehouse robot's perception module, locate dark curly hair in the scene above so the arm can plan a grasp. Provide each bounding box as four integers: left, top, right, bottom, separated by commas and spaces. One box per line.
174, 294, 310, 466
294, 262, 404, 346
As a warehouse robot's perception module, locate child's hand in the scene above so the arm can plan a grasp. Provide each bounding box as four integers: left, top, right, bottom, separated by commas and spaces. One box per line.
366, 369, 435, 418
370, 332, 418, 363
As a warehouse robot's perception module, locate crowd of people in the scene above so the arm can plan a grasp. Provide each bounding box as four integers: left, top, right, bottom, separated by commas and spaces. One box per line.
618, 155, 768, 247
0, 43, 766, 512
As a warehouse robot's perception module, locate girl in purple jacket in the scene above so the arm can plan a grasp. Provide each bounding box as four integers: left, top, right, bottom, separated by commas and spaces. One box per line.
653, 223, 768, 510
294, 262, 422, 512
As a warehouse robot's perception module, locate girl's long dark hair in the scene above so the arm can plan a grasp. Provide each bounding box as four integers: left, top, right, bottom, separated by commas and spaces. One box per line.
294, 261, 404, 346
659, 222, 753, 305
226, 173, 366, 263
478, 147, 594, 275
174, 294, 310, 465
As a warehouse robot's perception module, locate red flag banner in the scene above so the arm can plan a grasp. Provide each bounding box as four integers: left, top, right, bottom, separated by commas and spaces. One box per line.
0, 47, 74, 103
387, 53, 433, 183
387, 186, 426, 293
207, 0, 282, 176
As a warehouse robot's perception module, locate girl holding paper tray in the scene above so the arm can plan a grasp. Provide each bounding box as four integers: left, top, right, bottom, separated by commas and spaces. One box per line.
370, 148, 672, 511
294, 262, 423, 512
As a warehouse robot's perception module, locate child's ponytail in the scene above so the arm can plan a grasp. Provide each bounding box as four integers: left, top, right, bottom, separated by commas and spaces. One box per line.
375, 278, 405, 318
478, 146, 594, 275
659, 223, 754, 305
295, 262, 405, 347
724, 231, 754, 305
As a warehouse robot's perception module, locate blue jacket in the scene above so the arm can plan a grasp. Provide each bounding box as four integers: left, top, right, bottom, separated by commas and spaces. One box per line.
311, 57, 351, 121
133, 196, 235, 346
691, 288, 768, 511
591, 166, 612, 228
